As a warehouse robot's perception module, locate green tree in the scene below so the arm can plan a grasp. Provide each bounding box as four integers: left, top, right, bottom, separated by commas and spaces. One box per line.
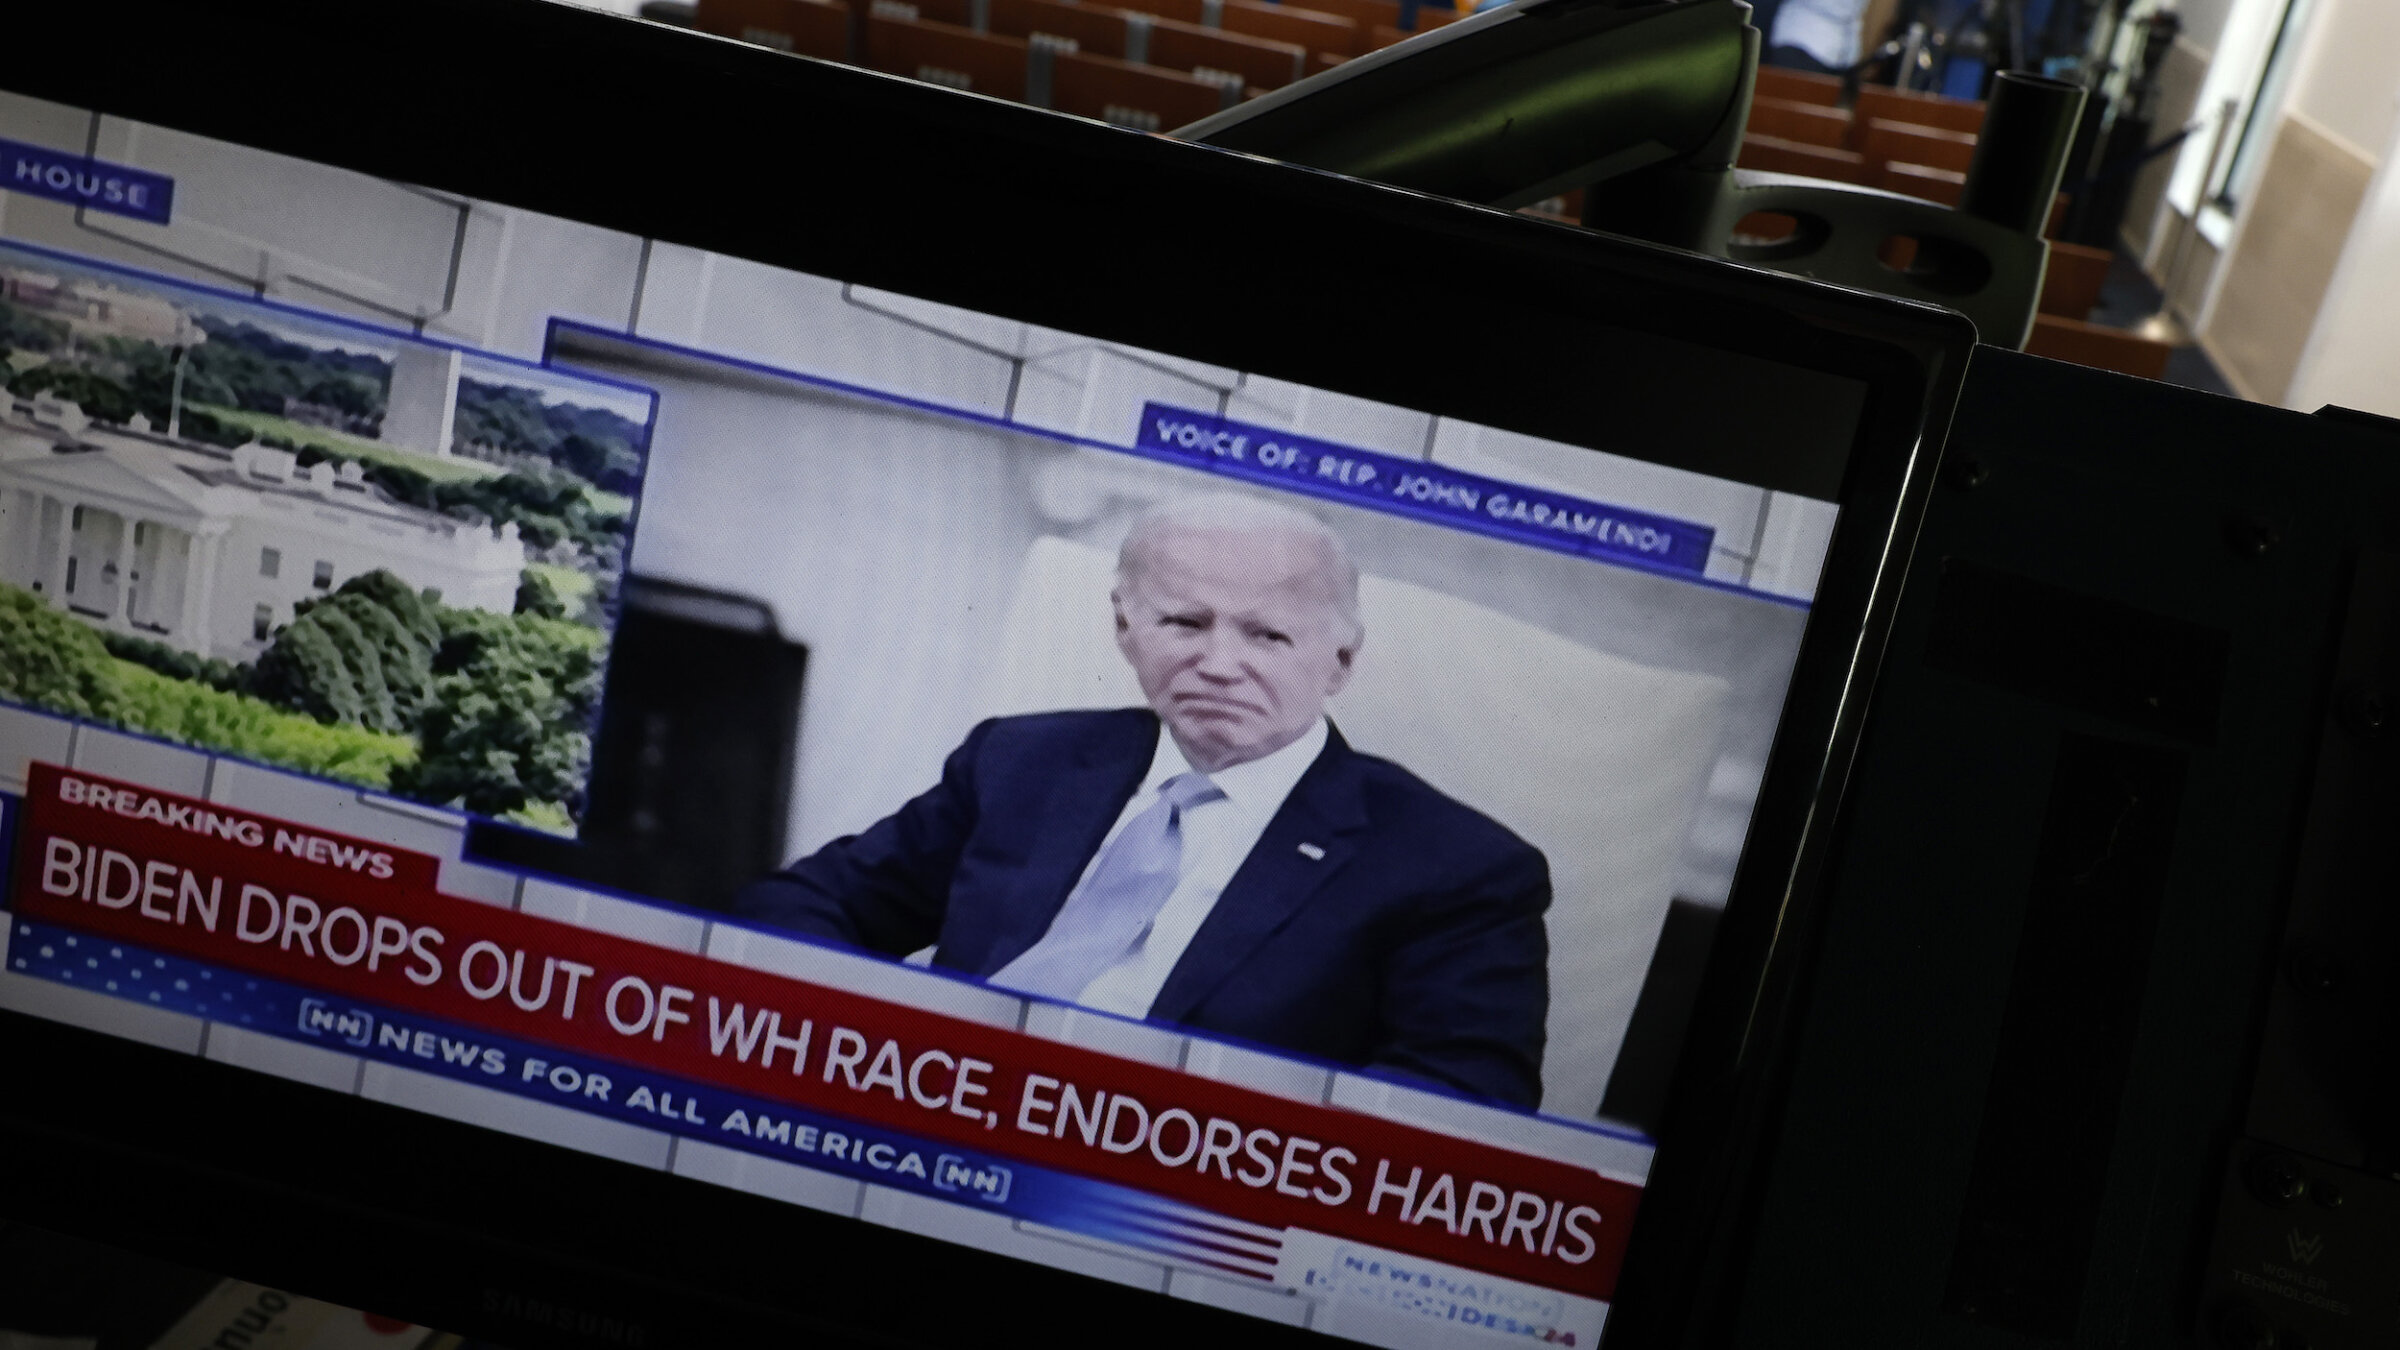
333, 591, 434, 723
6, 366, 141, 424
102, 630, 244, 691
165, 317, 391, 427
452, 379, 647, 494
394, 610, 601, 819
362, 459, 440, 510
176, 408, 253, 448
307, 603, 400, 732
214, 563, 602, 823
247, 617, 366, 726
120, 344, 179, 428
336, 569, 443, 650
0, 583, 416, 790
0, 298, 67, 353
558, 431, 644, 493
515, 567, 567, 618
245, 569, 441, 733
0, 583, 127, 721
302, 372, 381, 418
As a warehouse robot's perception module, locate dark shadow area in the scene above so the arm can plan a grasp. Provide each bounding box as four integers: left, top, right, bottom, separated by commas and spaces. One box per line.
2087, 249, 2239, 399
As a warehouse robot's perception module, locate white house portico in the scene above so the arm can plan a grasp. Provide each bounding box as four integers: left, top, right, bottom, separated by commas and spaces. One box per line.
0, 398, 527, 661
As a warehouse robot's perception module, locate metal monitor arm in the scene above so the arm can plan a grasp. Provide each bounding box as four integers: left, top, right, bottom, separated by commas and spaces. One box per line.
1180, 0, 2083, 347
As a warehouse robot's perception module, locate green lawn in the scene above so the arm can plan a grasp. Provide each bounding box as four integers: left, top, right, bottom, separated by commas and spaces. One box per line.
198, 403, 638, 516
504, 798, 576, 835
194, 404, 504, 484
526, 560, 608, 623
526, 560, 597, 606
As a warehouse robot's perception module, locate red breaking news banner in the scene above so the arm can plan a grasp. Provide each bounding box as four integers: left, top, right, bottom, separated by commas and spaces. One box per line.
6, 763, 1641, 1297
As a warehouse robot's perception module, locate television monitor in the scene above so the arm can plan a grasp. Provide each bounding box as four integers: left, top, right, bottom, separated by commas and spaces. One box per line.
0, 1, 1972, 1347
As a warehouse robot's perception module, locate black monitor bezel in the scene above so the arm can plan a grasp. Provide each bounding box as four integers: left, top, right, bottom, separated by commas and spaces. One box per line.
0, 1, 1973, 1345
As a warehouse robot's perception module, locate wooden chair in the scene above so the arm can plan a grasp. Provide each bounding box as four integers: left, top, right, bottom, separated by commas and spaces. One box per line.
1145, 14, 1305, 89
861, 15, 1029, 99
989, 0, 1128, 52
1218, 0, 1359, 61
1746, 96, 1852, 149
2038, 241, 2113, 320
2026, 313, 2173, 379
1874, 159, 1966, 204
1049, 47, 1226, 128
1859, 118, 1978, 174
1366, 12, 1458, 49
1110, 0, 1204, 20
1299, 0, 1398, 28
1753, 64, 1843, 106
1311, 48, 1345, 73
1736, 132, 1869, 184
1303, 0, 1458, 33
885, 0, 979, 26
695, 0, 852, 59
1854, 84, 1986, 140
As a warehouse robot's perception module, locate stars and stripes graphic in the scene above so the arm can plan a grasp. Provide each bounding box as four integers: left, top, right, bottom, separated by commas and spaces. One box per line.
2, 913, 1285, 1282
1037, 1192, 1286, 1280
8, 917, 285, 1026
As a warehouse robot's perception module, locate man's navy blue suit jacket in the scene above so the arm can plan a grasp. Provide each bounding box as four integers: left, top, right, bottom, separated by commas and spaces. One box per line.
732, 709, 1551, 1108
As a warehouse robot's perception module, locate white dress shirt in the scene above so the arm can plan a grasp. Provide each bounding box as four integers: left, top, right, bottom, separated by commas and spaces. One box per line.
1069, 717, 1330, 1018
1770, 0, 1868, 67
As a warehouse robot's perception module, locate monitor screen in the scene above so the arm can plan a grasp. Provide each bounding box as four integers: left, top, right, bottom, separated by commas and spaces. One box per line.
0, 21, 1954, 1347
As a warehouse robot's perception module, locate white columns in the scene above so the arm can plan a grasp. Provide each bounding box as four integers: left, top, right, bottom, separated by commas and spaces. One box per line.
111, 513, 138, 630
180, 527, 222, 655
0, 488, 31, 584
41, 494, 72, 602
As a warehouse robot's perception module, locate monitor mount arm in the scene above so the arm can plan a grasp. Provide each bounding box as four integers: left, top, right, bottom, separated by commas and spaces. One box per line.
1179, 0, 2083, 347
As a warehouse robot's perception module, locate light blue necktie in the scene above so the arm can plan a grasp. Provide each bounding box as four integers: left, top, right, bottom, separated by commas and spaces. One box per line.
991, 771, 1224, 1001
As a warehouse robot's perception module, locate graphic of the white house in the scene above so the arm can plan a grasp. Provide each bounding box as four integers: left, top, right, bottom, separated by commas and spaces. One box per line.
0, 394, 525, 659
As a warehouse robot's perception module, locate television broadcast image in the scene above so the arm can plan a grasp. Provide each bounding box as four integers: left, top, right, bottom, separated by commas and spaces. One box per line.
0, 88, 1849, 1350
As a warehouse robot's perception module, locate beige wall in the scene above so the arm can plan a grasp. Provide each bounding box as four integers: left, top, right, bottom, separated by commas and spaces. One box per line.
2202, 114, 2374, 401
2290, 118, 2400, 414
2133, 0, 2400, 397
2203, 0, 2400, 410
2166, 230, 2222, 320
2177, 0, 2242, 52
2285, 0, 2400, 152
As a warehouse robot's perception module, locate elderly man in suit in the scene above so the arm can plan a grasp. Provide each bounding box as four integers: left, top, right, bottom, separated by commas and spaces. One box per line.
734, 492, 1552, 1108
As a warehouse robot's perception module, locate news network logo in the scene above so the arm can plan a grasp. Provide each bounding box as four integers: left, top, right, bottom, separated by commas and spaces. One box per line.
932, 1154, 1011, 1204
297, 998, 374, 1048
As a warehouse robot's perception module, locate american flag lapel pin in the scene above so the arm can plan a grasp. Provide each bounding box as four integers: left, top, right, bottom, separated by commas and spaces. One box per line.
1297, 842, 1326, 861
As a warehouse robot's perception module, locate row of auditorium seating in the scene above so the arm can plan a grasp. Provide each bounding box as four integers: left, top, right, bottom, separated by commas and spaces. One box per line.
696, 0, 1458, 129
1734, 73, 2165, 377
1539, 70, 2168, 379
865, 12, 1226, 126
699, 0, 2165, 380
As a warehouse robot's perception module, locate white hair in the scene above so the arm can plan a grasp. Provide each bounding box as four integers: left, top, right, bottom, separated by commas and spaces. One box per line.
1117, 492, 1362, 642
